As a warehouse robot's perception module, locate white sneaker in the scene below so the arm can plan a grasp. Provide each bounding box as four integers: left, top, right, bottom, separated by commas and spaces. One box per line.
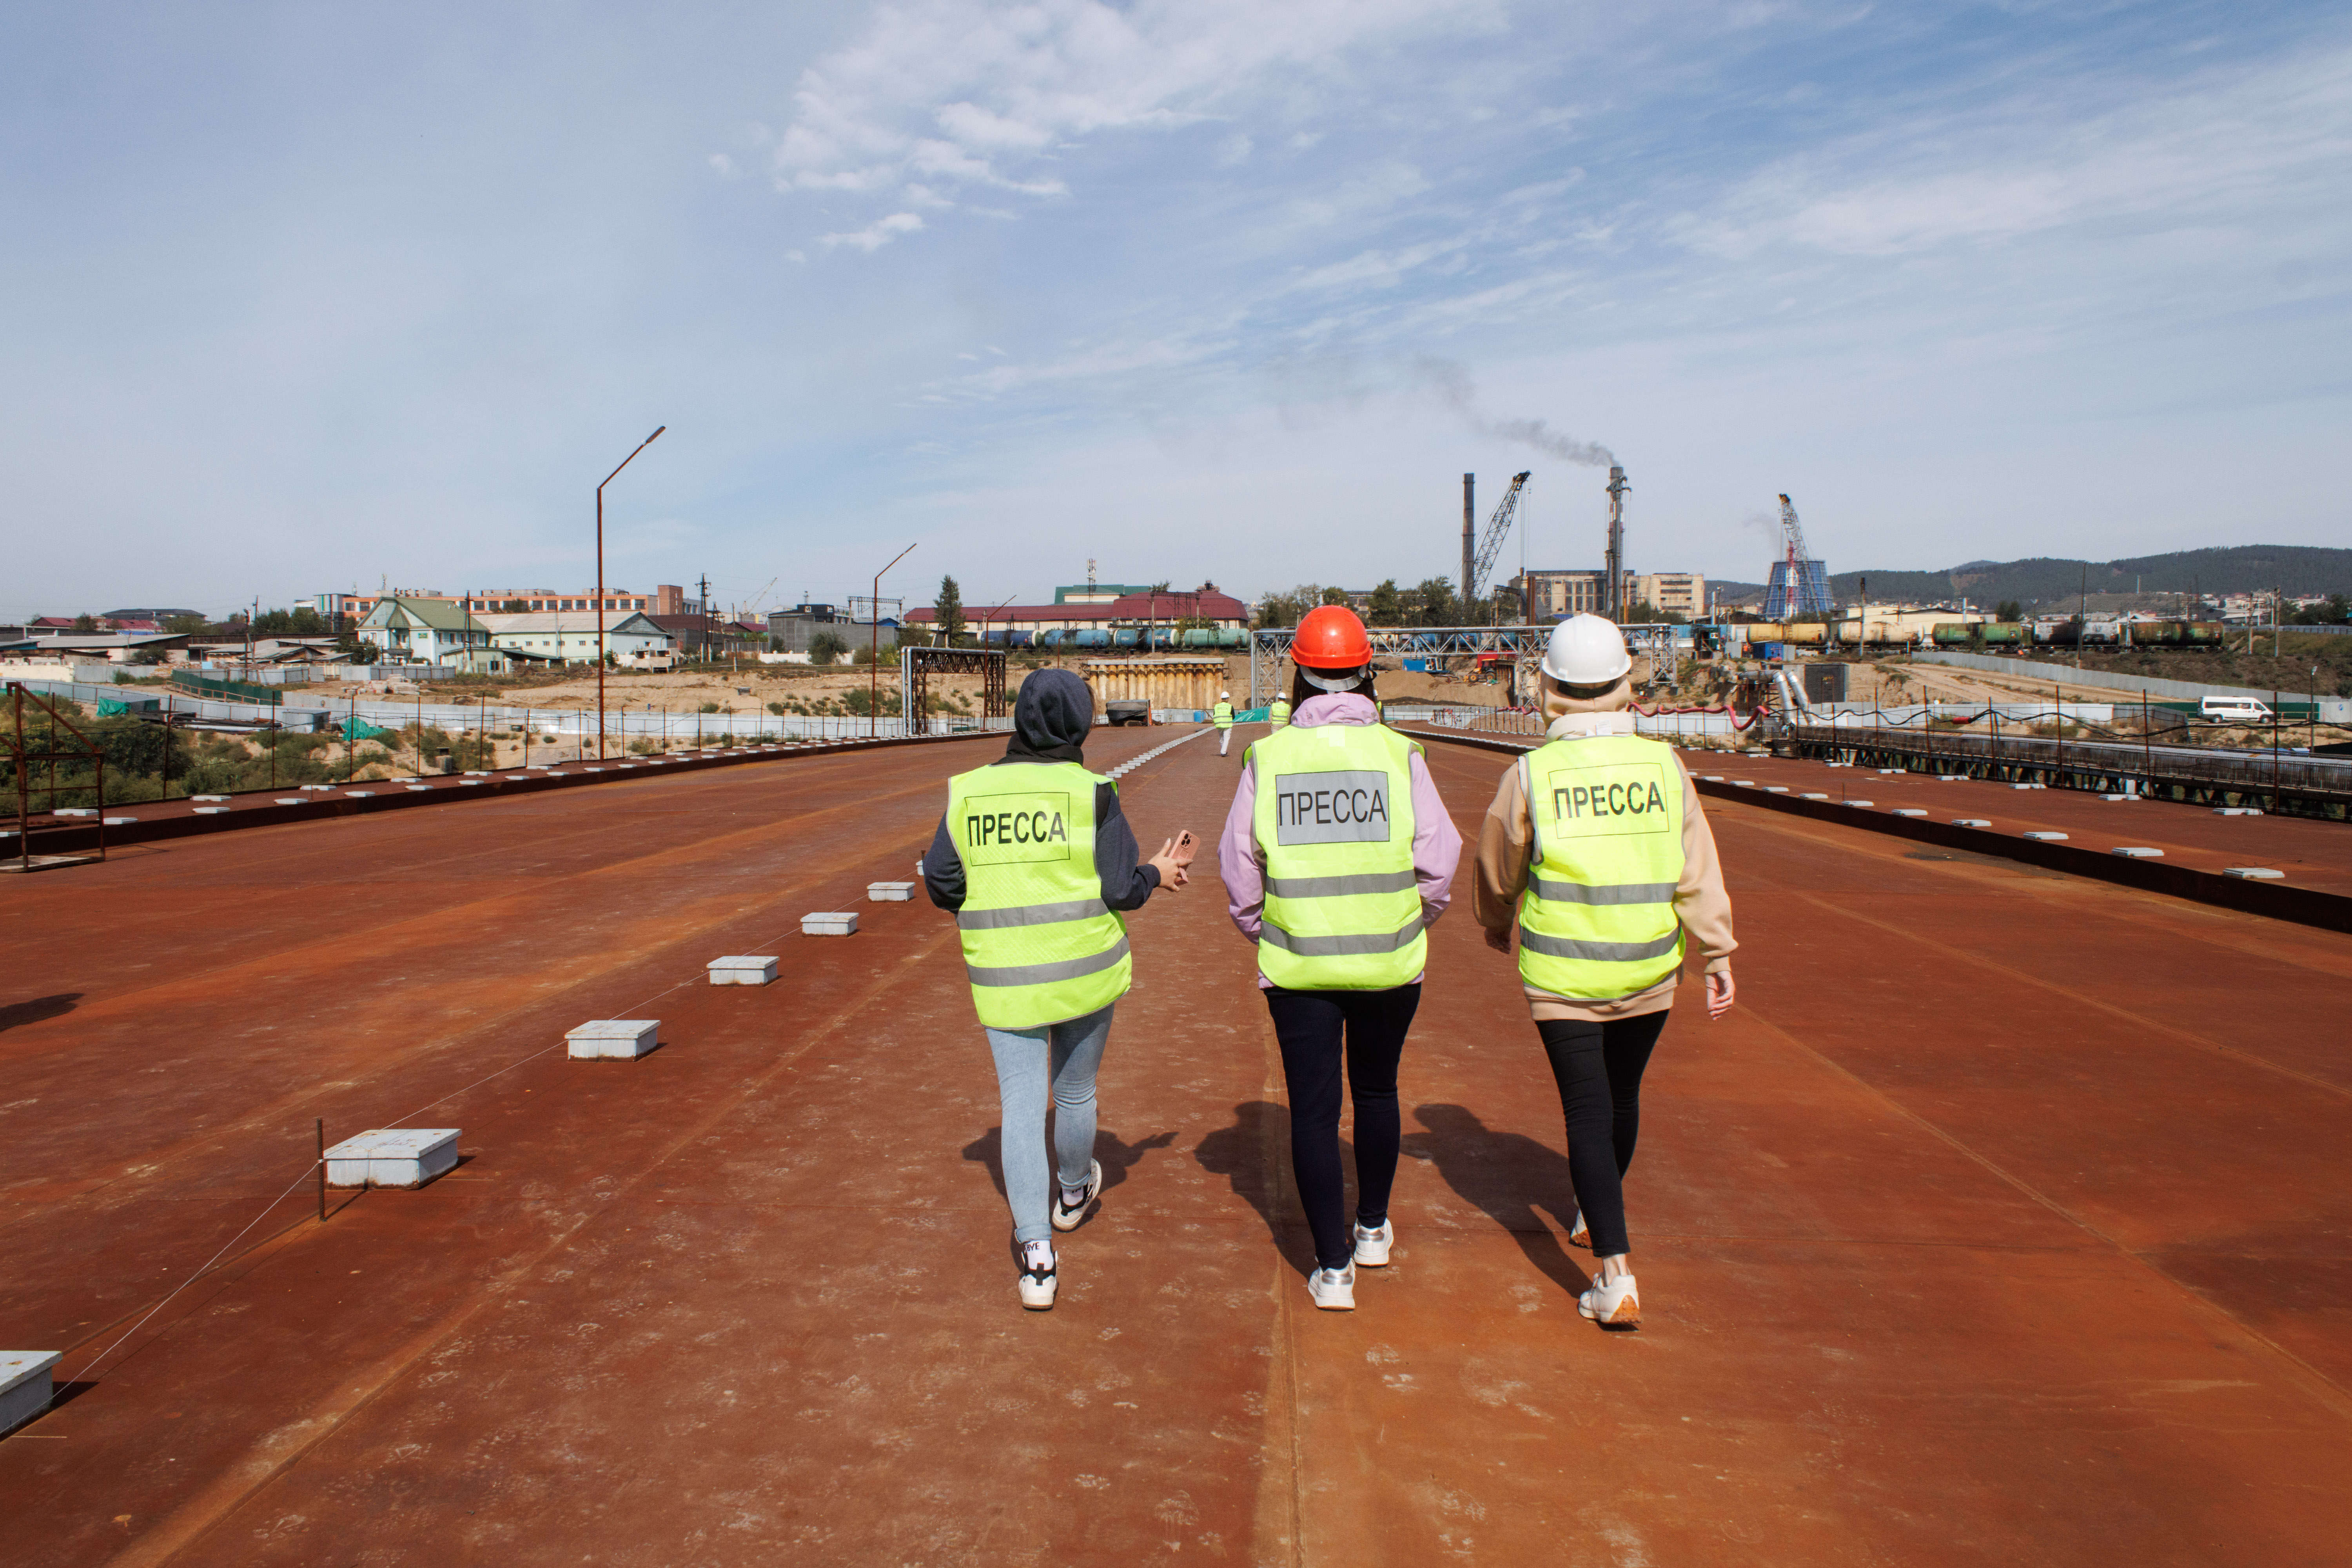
1568, 1209, 1590, 1249
1352, 1220, 1393, 1267
1018, 1240, 1058, 1310
1051, 1158, 1103, 1232
1578, 1270, 1639, 1326
1307, 1263, 1356, 1310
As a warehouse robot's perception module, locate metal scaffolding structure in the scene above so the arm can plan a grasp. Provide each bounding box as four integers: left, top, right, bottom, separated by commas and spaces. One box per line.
1248, 623, 1682, 709
898, 646, 1008, 736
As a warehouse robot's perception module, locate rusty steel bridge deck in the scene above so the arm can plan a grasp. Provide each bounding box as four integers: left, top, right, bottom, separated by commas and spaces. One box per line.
3, 722, 2349, 1565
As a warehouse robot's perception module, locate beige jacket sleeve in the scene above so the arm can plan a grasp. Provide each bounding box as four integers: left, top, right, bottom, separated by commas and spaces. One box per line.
1474, 753, 1736, 975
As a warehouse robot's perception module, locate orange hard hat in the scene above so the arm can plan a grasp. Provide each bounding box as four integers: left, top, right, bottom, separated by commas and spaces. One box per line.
1294, 604, 1372, 668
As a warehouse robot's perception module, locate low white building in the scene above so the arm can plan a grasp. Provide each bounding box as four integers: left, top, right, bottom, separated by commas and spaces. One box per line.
358, 598, 496, 665
472, 611, 677, 666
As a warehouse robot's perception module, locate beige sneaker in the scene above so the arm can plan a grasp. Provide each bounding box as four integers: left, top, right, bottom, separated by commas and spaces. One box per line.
1568, 1209, 1590, 1249
1307, 1263, 1357, 1310
1351, 1220, 1393, 1267
1577, 1270, 1638, 1326
1018, 1240, 1058, 1311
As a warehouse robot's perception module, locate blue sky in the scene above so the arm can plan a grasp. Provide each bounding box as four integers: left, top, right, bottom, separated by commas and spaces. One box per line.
4, 1, 2347, 619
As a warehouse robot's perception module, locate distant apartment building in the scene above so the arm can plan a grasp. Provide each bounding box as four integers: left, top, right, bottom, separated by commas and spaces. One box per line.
315, 585, 684, 621
1510, 569, 1707, 621
1514, 570, 1606, 619
1630, 572, 1707, 619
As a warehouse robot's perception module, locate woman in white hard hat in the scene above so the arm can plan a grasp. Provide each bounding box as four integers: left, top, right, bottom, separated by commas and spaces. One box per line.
1472, 613, 1736, 1328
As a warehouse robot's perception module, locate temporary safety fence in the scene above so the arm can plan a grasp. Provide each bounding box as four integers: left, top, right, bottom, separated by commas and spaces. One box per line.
1387, 703, 1753, 738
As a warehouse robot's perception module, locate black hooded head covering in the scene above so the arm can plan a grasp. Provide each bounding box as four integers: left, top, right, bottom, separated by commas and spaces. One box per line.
1004, 668, 1093, 764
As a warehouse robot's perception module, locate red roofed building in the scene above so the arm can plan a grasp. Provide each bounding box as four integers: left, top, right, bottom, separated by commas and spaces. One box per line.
904, 583, 1247, 639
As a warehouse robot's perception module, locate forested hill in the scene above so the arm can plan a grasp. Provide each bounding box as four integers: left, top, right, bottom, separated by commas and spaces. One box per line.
1795, 545, 2352, 607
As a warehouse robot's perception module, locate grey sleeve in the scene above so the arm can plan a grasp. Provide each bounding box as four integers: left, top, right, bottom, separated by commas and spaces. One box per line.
923, 815, 965, 911
1094, 782, 1161, 912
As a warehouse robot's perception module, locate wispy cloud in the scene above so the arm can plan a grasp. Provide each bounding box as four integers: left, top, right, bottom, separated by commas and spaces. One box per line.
818, 211, 926, 250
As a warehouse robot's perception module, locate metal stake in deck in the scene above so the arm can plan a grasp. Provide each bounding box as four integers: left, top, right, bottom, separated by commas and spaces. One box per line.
317, 1118, 326, 1221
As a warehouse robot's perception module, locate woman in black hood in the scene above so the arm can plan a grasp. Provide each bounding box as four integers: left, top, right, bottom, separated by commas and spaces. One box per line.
923, 668, 1196, 1309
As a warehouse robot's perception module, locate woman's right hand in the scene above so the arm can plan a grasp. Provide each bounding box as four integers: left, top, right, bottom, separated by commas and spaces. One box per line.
1705, 966, 1736, 1019
1149, 830, 1197, 889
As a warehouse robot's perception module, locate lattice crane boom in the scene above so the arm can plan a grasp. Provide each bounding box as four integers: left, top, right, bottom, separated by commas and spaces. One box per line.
1468, 470, 1533, 608
1777, 494, 1811, 570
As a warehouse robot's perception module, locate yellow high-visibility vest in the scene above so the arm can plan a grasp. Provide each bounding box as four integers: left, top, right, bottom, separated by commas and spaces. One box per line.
1249, 722, 1423, 989
1515, 732, 1686, 999
946, 760, 1131, 1028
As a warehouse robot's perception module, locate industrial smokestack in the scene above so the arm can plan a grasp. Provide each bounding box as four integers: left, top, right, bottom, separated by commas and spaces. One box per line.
1461, 474, 1474, 615
1604, 466, 1629, 622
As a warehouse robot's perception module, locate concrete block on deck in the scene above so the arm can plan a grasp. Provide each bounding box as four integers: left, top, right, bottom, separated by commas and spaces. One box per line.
2112, 847, 2163, 859
324, 1128, 459, 1189
568, 1019, 660, 1059
2214, 807, 2263, 817
708, 956, 779, 986
868, 882, 915, 902
2225, 867, 2284, 879
802, 912, 859, 936
2025, 831, 2068, 841
193, 806, 229, 815
1892, 808, 1927, 818
0, 1350, 63, 1434
1952, 818, 1991, 828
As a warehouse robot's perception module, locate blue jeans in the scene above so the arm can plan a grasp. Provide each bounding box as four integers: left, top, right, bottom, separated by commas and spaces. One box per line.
985, 1003, 1115, 1243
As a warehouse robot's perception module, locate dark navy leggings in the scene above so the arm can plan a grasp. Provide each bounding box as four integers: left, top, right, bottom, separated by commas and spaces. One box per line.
1537, 1012, 1670, 1258
1266, 984, 1420, 1270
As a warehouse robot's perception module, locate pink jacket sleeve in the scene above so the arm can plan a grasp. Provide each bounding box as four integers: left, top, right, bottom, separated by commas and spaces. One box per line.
1220, 757, 1265, 943
1408, 750, 1462, 922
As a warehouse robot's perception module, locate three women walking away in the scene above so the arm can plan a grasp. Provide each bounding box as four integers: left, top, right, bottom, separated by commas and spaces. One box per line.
1473, 614, 1737, 1327
1218, 606, 1461, 1310
925, 669, 1195, 1310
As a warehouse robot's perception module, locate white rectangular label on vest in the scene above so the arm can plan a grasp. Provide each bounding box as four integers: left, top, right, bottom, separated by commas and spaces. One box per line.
1272, 770, 1394, 844
963, 792, 1074, 864
1539, 760, 1673, 838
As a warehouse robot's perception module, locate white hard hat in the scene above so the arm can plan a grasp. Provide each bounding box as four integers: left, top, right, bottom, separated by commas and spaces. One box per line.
1541, 614, 1632, 684
1219, 689, 1229, 698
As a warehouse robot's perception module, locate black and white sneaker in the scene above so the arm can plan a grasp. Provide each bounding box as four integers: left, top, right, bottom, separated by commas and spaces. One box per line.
1051, 1159, 1103, 1232
1018, 1239, 1058, 1310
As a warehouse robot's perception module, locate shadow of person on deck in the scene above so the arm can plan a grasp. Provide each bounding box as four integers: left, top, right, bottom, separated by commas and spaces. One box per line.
960, 1123, 1181, 1203
1404, 1102, 1591, 1300
0, 994, 81, 1033
1193, 1099, 1321, 1276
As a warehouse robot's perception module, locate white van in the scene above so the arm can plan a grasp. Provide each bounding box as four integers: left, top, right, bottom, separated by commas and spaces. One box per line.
2200, 695, 2274, 722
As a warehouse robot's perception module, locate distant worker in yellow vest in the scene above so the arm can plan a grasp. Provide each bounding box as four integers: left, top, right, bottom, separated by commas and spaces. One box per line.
1473, 615, 1737, 1329
925, 669, 1196, 1311
1218, 606, 1461, 1311
1213, 690, 1235, 756
1269, 693, 1291, 729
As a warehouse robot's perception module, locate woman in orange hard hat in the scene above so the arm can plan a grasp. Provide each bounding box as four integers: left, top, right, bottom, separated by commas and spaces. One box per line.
1217, 605, 1461, 1310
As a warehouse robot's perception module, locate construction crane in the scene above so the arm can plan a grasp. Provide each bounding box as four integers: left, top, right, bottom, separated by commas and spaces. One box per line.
1466, 470, 1533, 615
1764, 492, 1834, 618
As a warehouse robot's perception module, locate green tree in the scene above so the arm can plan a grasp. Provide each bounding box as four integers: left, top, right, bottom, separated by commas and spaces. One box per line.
1995, 599, 2023, 622
807, 630, 850, 664
73, 612, 98, 632
1366, 580, 1404, 626
1321, 586, 1353, 607
1410, 577, 1459, 626
935, 576, 966, 647
163, 612, 210, 635
502, 599, 529, 613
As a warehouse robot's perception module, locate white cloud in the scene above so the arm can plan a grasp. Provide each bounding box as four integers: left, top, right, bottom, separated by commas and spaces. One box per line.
818, 212, 926, 251
768, 0, 1496, 228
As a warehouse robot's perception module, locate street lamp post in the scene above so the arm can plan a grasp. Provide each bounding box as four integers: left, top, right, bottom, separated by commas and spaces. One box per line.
870, 543, 917, 738
596, 426, 666, 759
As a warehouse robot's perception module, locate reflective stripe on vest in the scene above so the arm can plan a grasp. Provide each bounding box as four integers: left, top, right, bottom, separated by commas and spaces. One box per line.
1249, 721, 1424, 990
1515, 731, 1686, 1000
946, 759, 1131, 1028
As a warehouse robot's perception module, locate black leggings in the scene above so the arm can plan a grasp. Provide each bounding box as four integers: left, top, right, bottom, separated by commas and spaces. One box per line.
1266, 985, 1420, 1270
1537, 1012, 1670, 1258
